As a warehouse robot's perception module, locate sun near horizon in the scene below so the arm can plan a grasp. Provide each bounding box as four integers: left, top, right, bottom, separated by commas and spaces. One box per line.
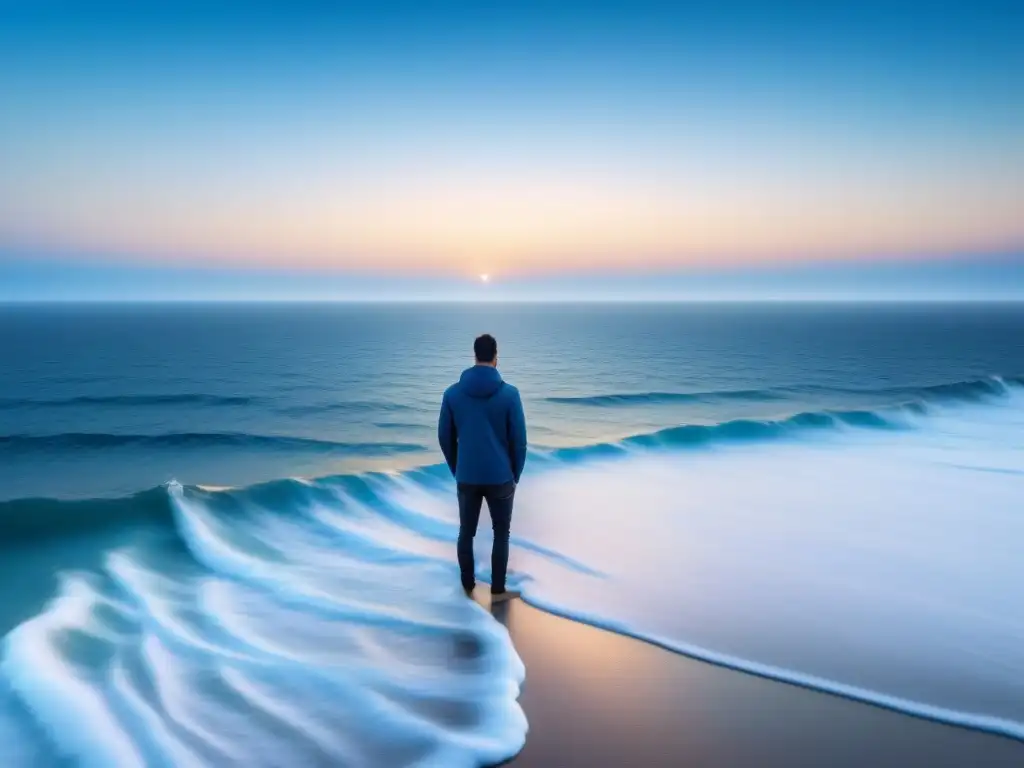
0, 3, 1021, 301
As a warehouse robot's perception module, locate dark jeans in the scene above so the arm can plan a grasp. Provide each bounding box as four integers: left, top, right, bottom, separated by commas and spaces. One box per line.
457, 481, 515, 593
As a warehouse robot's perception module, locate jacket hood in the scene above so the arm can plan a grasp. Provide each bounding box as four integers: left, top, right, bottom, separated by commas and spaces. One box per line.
459, 365, 505, 398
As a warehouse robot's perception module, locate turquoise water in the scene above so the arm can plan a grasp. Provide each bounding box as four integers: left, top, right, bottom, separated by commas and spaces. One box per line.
1, 302, 1023, 765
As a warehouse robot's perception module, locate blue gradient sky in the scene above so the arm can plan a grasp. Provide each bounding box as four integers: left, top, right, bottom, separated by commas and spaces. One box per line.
1, 1, 1022, 299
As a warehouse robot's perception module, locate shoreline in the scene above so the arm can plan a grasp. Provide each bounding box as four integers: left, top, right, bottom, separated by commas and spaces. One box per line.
488, 597, 1023, 767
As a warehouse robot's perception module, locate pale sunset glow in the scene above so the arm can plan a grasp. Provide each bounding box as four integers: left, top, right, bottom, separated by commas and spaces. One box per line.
0, 3, 1021, 299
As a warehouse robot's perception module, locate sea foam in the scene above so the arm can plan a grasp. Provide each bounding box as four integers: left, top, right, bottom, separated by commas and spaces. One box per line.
494, 388, 1024, 739
1, 481, 527, 767
375, 385, 1024, 739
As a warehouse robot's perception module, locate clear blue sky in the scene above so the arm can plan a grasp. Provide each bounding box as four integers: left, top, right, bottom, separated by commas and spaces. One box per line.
1, 1, 1021, 300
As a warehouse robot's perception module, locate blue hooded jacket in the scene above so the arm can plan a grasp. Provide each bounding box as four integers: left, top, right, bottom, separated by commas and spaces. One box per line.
438, 365, 527, 485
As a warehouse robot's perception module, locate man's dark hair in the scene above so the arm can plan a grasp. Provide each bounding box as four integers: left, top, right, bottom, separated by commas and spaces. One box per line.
474, 334, 498, 363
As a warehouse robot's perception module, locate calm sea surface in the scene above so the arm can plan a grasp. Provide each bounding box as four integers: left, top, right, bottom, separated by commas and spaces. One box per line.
3, 302, 1022, 499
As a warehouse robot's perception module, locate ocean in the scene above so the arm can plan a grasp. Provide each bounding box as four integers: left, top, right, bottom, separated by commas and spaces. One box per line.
1, 301, 1023, 765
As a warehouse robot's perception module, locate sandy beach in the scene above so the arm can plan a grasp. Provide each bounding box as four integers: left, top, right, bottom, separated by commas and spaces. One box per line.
487, 598, 1023, 767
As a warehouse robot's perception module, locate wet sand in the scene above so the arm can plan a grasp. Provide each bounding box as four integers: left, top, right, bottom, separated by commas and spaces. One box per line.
484, 598, 1023, 767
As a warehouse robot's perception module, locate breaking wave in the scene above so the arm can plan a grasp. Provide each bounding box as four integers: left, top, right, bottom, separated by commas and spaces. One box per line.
545, 374, 1022, 408
0, 476, 528, 767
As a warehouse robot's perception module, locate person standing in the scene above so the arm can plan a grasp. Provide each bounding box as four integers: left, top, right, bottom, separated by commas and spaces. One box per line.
438, 334, 527, 602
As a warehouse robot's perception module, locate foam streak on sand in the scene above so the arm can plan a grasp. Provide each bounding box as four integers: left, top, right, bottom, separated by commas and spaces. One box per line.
0, 378, 1022, 763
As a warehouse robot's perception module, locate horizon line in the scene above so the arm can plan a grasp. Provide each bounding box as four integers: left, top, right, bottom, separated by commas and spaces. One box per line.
4, 296, 1024, 305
